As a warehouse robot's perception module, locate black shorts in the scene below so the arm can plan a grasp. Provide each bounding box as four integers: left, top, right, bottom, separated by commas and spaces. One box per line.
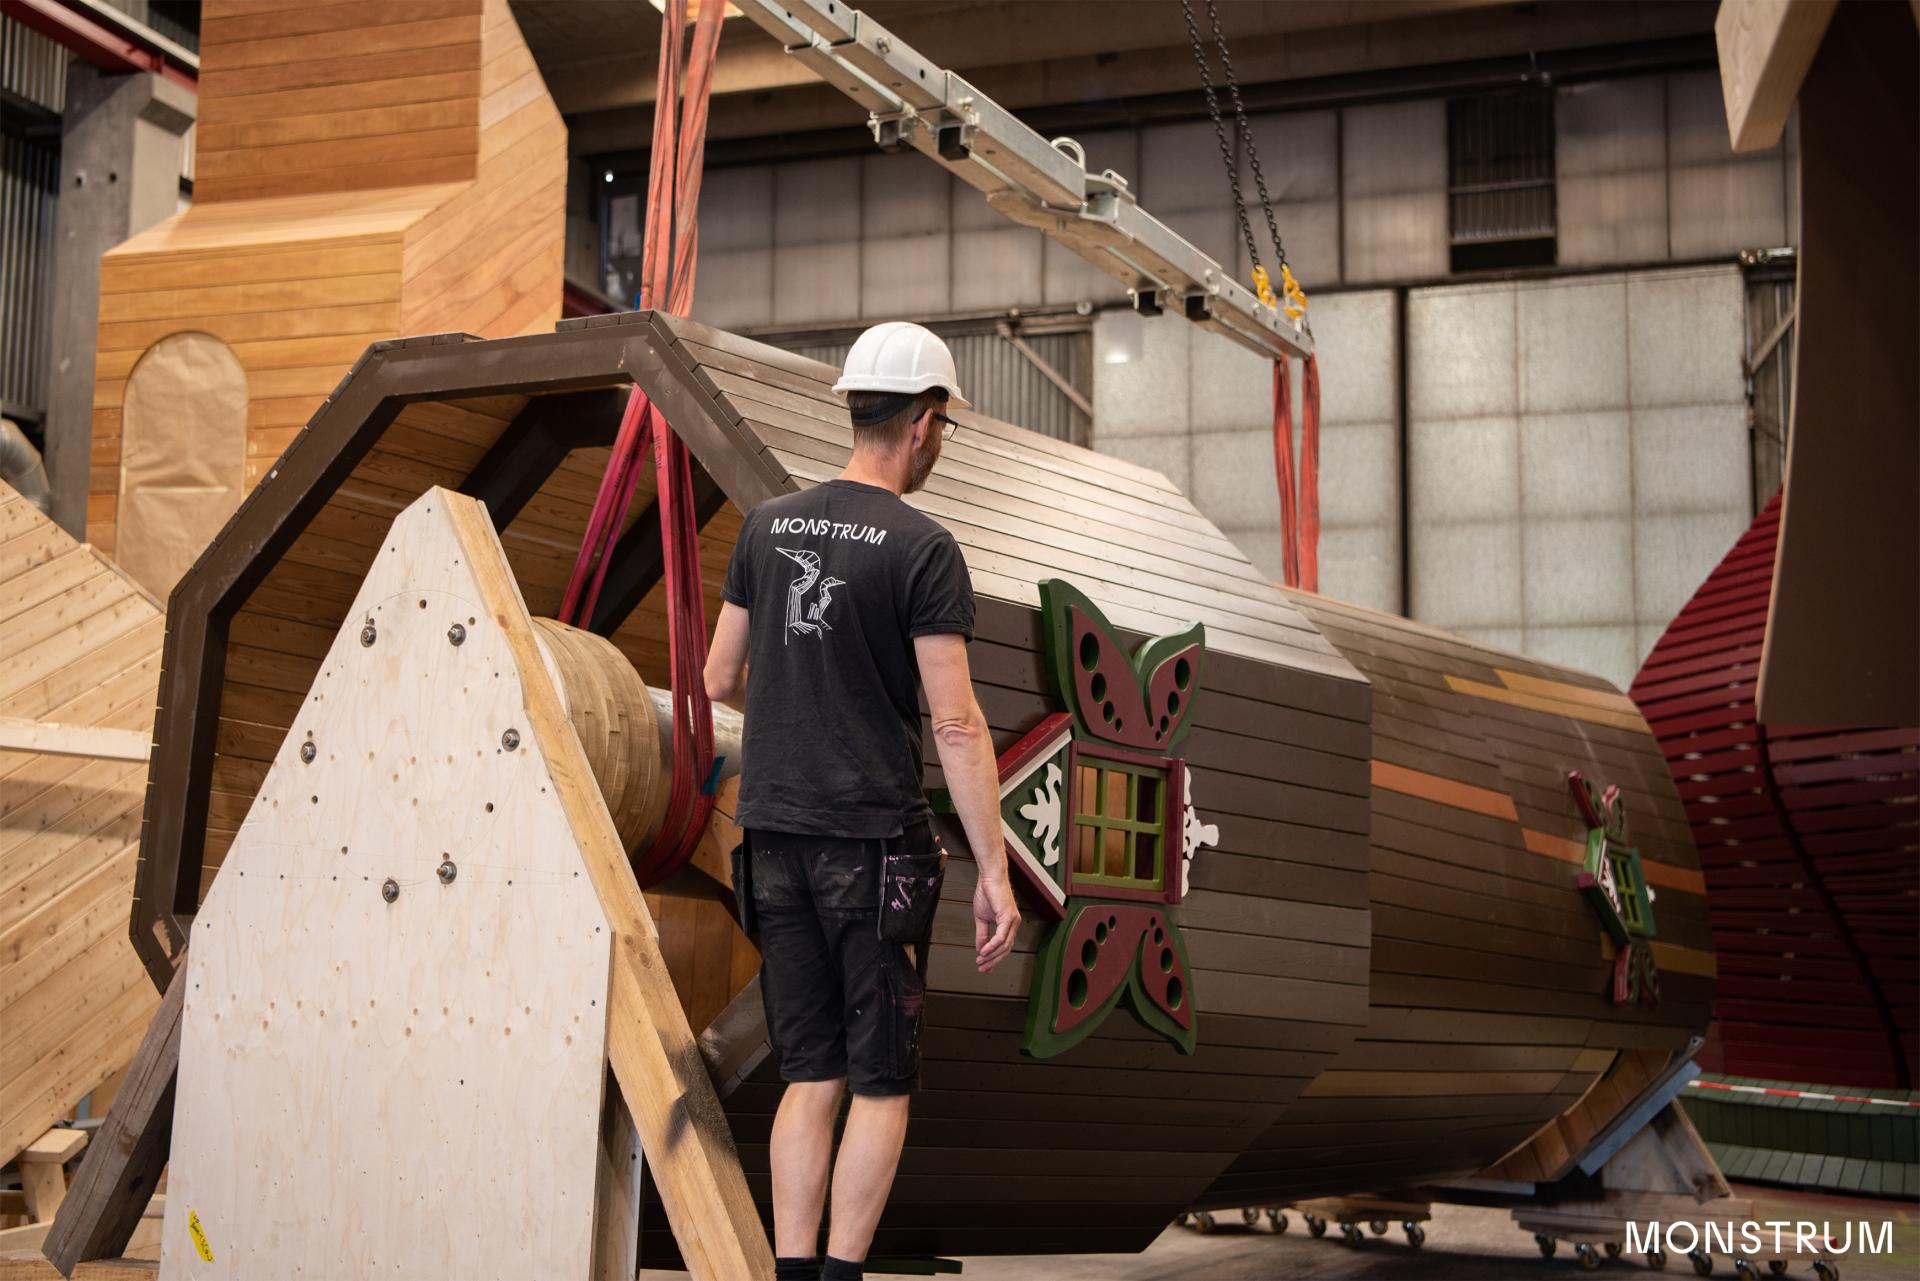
741, 823, 940, 1098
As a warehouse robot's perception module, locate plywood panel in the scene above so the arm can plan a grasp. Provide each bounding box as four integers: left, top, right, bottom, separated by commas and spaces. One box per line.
163, 493, 613, 1281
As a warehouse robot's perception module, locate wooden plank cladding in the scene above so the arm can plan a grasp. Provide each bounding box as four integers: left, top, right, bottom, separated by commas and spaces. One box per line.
0, 484, 164, 1165
1196, 588, 1715, 1208
87, 0, 563, 598
129, 309, 1713, 1265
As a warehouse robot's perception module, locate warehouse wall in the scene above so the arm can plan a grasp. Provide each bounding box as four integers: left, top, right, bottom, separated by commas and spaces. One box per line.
692, 70, 1794, 326
686, 70, 1788, 690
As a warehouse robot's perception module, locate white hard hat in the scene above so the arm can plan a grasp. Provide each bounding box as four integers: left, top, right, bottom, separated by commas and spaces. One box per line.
832, 321, 969, 408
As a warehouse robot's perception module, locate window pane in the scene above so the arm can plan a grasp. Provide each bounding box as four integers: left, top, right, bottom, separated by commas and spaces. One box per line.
1076, 764, 1100, 817
1132, 830, 1158, 882
1102, 826, 1127, 877
1135, 774, 1160, 824
1102, 770, 1129, 820
1077, 824, 1097, 875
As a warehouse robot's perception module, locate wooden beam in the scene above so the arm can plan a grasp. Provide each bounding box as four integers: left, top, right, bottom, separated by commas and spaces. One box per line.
447, 493, 773, 1281
42, 969, 182, 1278
0, 718, 148, 762
130, 320, 787, 993
458, 388, 630, 529
1715, 0, 1837, 152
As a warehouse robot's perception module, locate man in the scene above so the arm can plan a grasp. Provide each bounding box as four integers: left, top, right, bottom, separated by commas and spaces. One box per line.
704, 321, 1021, 1281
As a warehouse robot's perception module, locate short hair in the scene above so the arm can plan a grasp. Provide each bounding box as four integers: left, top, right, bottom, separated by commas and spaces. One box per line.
846, 388, 946, 450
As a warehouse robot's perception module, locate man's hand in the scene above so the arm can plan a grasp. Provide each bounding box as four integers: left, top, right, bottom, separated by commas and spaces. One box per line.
973, 874, 1020, 973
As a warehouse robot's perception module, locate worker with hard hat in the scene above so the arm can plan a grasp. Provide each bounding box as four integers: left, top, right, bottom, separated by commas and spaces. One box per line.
704, 321, 1019, 1281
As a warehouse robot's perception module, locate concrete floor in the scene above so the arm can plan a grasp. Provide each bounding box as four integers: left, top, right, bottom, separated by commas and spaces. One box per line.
645, 1186, 1918, 1280
949, 1189, 1916, 1281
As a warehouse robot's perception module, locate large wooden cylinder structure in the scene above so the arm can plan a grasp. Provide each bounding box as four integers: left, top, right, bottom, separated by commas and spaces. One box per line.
126, 313, 1714, 1267
531, 616, 744, 858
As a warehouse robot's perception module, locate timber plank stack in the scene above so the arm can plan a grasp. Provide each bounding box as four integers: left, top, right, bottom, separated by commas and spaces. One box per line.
0, 483, 164, 1166
87, 0, 565, 598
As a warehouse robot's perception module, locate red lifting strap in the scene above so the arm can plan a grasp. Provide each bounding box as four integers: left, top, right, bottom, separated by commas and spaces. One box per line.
1271, 353, 1322, 593
557, 0, 726, 887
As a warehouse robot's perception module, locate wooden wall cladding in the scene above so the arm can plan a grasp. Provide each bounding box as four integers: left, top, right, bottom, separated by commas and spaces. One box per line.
633, 319, 1378, 1261
1195, 589, 1715, 1208
0, 484, 164, 1164
87, 0, 564, 595
1631, 491, 1918, 1089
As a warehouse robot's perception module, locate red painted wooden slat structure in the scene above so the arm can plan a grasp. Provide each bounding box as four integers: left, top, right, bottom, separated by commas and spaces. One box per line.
1629, 490, 1919, 1089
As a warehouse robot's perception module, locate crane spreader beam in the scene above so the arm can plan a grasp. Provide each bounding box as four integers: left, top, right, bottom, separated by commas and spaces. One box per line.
734, 0, 1313, 362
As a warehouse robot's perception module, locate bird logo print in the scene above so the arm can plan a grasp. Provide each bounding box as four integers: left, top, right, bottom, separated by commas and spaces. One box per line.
776, 547, 845, 643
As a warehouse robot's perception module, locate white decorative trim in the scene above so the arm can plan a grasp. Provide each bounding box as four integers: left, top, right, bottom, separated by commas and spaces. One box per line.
1018, 761, 1064, 867
1180, 773, 1220, 899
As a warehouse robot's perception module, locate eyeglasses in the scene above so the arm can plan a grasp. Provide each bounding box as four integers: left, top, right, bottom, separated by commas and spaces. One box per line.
931, 412, 961, 442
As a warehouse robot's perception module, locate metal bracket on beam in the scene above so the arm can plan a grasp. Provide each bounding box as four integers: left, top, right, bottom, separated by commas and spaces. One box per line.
734, 0, 1312, 363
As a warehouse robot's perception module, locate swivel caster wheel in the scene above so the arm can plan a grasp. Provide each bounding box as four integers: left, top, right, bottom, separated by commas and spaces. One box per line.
1690, 1250, 1714, 1277
1306, 1213, 1326, 1238
1766, 1262, 1788, 1277
1404, 1222, 1426, 1249
1607, 1242, 1624, 1258
1267, 1209, 1288, 1233
1191, 1211, 1217, 1234
1812, 1263, 1839, 1281
1537, 1233, 1559, 1258
1578, 1242, 1603, 1272
1340, 1223, 1364, 1247
1732, 1261, 1759, 1280
1647, 1249, 1669, 1271
1242, 1207, 1261, 1227
1369, 1219, 1389, 1236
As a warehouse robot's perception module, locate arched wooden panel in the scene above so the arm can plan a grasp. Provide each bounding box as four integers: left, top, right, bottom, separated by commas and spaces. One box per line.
116, 332, 247, 596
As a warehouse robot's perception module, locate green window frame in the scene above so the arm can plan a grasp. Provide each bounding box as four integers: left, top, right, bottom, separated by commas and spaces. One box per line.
1609, 848, 1648, 935
1069, 756, 1168, 892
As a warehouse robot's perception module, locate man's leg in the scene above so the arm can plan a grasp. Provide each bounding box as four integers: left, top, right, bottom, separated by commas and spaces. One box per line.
825, 1093, 911, 1261
769, 1076, 847, 1257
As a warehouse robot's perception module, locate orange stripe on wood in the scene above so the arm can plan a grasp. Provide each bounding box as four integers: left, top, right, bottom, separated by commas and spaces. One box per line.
1371, 759, 1519, 822
1641, 861, 1707, 896
1523, 827, 1586, 863
1600, 936, 1717, 978
1492, 668, 1640, 714
1525, 826, 1706, 894
1444, 673, 1650, 731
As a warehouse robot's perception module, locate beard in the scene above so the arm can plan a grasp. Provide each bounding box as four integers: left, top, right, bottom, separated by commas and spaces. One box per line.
904, 431, 943, 493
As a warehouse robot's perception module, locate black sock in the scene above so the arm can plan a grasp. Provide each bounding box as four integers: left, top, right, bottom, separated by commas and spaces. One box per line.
821, 1256, 864, 1281
775, 1256, 821, 1281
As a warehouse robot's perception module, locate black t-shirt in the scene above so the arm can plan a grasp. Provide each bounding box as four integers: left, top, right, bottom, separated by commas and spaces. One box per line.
720, 479, 975, 838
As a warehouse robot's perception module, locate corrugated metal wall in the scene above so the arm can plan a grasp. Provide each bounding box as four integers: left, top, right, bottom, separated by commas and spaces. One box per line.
2, 19, 66, 114
0, 131, 59, 425
774, 328, 1091, 444
2, 19, 66, 428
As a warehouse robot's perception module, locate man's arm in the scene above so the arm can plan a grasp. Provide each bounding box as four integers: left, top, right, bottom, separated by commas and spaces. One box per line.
915, 632, 1019, 973
703, 601, 750, 713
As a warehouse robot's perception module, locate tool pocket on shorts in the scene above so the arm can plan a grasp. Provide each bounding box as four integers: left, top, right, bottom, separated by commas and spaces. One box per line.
880, 955, 927, 1078
730, 835, 757, 938
876, 823, 944, 945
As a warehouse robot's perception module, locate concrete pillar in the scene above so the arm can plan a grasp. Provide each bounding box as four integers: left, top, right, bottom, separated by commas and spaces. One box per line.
43, 65, 194, 538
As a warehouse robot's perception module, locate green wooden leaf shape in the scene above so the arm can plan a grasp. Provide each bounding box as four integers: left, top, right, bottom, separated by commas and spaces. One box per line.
1039, 579, 1204, 752
1021, 899, 1197, 1059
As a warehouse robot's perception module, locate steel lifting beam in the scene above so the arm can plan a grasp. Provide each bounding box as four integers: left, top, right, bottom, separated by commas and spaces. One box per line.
734, 0, 1313, 362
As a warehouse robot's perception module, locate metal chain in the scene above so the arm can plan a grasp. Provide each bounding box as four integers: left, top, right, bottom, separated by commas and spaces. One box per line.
1203, 0, 1287, 271
1179, 0, 1263, 278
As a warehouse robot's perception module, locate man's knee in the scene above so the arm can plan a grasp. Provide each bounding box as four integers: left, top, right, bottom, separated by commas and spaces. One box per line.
783, 1076, 849, 1111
